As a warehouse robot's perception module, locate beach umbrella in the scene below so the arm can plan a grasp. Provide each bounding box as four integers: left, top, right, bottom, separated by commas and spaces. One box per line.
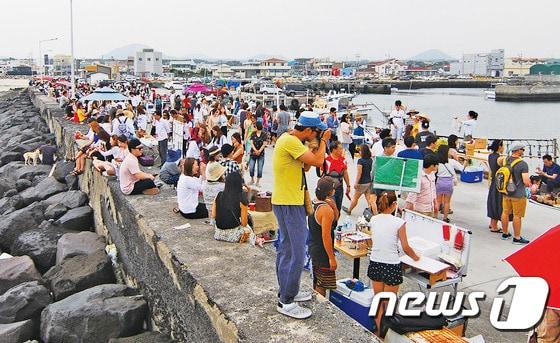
55, 80, 72, 87
80, 87, 129, 102
504, 224, 560, 309
185, 83, 210, 94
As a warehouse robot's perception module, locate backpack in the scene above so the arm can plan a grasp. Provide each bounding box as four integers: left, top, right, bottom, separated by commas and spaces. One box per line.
117, 117, 128, 136
495, 158, 522, 195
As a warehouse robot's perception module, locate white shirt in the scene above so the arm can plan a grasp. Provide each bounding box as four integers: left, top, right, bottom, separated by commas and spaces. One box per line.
369, 214, 405, 264
183, 121, 194, 140
131, 95, 141, 108
389, 108, 405, 128
177, 175, 202, 214
136, 114, 148, 131
437, 159, 464, 178
372, 141, 384, 157
186, 140, 200, 159
154, 119, 170, 141
339, 122, 353, 144
461, 119, 477, 137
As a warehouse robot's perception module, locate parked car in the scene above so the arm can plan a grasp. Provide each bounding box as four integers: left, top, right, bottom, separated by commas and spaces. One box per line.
164, 81, 186, 90
283, 83, 313, 96
259, 83, 282, 94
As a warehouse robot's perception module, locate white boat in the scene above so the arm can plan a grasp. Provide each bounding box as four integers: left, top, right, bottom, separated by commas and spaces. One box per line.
484, 89, 496, 100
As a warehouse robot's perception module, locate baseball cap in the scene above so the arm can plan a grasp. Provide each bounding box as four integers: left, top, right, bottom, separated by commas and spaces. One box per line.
128, 138, 143, 150
296, 111, 327, 131
509, 143, 525, 153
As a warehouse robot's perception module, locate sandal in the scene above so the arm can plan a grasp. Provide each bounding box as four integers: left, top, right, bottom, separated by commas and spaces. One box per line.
172, 207, 179, 214
489, 228, 502, 233
69, 170, 83, 176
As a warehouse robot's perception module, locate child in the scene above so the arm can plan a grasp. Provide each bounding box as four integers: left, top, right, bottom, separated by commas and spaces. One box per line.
308, 176, 340, 297
406, 155, 439, 218
369, 191, 419, 337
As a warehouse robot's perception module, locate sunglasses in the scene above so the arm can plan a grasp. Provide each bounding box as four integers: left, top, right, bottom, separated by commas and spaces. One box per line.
133, 146, 143, 150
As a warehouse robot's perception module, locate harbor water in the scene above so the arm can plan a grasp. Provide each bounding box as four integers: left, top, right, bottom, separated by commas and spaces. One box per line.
357, 88, 560, 140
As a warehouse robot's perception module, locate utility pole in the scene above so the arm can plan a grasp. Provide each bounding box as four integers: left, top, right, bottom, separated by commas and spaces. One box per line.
69, 0, 76, 98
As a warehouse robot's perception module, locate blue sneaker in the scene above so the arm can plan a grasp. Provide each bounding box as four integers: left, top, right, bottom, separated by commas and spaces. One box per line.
513, 237, 530, 245
501, 233, 512, 240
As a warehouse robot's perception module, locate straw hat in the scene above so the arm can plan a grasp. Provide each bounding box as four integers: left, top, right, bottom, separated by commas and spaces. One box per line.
416, 113, 431, 121
206, 162, 226, 182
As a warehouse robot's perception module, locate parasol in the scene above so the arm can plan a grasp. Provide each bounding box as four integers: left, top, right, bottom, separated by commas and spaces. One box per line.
80, 87, 129, 102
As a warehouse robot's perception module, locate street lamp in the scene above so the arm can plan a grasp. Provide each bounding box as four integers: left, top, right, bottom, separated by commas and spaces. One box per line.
69, 0, 76, 98
39, 37, 58, 80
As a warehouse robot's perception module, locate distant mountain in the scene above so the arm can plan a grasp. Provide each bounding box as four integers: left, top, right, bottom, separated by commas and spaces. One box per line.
408, 49, 456, 62
102, 44, 151, 59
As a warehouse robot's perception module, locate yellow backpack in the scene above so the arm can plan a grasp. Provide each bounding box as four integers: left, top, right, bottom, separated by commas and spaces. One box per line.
495, 158, 522, 195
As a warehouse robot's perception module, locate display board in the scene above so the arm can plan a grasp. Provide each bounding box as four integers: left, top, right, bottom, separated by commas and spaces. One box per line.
401, 210, 472, 276
373, 156, 422, 193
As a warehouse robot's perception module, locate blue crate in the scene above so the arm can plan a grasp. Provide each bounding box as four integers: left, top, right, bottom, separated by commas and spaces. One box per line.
460, 170, 483, 183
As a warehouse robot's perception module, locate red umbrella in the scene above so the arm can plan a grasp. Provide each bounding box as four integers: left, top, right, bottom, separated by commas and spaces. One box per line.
504, 224, 560, 309
185, 83, 210, 94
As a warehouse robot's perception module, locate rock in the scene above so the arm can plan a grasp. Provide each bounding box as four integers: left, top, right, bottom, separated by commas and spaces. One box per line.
30, 175, 46, 187
15, 179, 32, 192
19, 177, 67, 206
0, 196, 20, 216
10, 222, 75, 273
4, 190, 18, 198
0, 281, 52, 324
40, 284, 147, 343
43, 251, 115, 301
0, 177, 15, 197
13, 164, 52, 183
44, 203, 67, 220
108, 331, 173, 343
0, 202, 46, 251
0, 152, 23, 166
56, 232, 105, 264
0, 319, 37, 343
65, 173, 79, 190
0, 256, 41, 295
44, 190, 88, 209
54, 206, 93, 231
52, 161, 75, 183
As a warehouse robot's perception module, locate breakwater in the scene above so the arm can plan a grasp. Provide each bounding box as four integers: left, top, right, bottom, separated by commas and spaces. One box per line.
24, 88, 376, 342
495, 84, 560, 101
0, 90, 172, 342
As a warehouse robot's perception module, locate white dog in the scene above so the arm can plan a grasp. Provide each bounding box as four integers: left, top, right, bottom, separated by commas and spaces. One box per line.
23, 149, 42, 166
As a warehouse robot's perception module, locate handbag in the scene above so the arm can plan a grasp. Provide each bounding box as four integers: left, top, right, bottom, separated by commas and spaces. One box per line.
301, 168, 313, 216
255, 192, 272, 212
381, 311, 446, 337
139, 155, 155, 166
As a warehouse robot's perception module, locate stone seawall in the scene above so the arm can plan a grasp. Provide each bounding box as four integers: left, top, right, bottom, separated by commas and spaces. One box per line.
495, 84, 560, 101
28, 88, 376, 342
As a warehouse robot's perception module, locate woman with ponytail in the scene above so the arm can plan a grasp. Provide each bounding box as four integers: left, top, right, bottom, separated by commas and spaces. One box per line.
368, 191, 419, 337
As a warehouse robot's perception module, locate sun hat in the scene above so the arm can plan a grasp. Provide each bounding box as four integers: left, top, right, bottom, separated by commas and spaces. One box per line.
208, 146, 221, 156
296, 111, 327, 131
206, 162, 226, 182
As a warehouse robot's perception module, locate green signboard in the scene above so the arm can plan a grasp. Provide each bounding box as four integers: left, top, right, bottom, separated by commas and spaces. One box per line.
372, 156, 422, 193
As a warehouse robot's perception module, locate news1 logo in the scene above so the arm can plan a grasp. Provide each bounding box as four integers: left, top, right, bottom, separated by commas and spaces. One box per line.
369, 277, 549, 330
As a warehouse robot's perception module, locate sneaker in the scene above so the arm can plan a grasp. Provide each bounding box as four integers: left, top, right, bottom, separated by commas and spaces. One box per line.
513, 237, 530, 245
277, 301, 312, 319
501, 233, 512, 240
294, 290, 313, 302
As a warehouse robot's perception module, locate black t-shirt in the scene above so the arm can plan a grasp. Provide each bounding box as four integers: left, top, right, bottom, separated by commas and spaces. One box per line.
215, 192, 249, 230
357, 157, 373, 184
415, 131, 435, 149
250, 131, 267, 158
39, 145, 57, 165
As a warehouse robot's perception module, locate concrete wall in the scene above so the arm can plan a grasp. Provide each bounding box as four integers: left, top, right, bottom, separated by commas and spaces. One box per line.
495, 84, 560, 101
27, 89, 376, 343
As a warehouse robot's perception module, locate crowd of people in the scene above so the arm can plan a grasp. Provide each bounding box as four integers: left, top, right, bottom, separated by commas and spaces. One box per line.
32, 80, 557, 338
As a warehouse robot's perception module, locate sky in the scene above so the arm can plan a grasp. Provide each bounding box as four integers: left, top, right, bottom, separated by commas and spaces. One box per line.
1, 0, 559, 61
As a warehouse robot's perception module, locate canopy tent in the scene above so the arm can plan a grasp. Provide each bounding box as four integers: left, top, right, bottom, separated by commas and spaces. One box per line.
80, 87, 128, 102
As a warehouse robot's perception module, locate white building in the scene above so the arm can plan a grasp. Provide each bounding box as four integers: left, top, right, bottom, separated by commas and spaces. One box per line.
211, 64, 236, 78
450, 49, 504, 76
169, 59, 197, 73
259, 58, 291, 77
134, 48, 163, 77
369, 59, 407, 77
53, 54, 72, 77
